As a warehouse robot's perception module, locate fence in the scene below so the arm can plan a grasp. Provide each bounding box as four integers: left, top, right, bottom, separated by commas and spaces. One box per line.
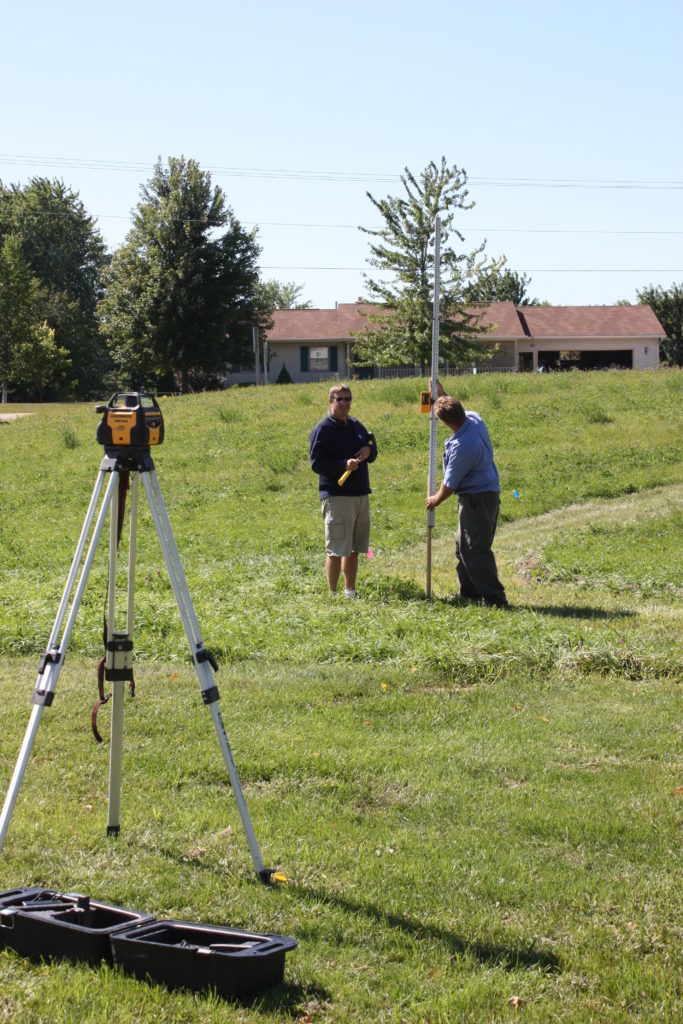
375, 365, 518, 379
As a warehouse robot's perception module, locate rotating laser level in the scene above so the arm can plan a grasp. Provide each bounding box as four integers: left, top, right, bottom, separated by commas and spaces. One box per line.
96, 392, 164, 450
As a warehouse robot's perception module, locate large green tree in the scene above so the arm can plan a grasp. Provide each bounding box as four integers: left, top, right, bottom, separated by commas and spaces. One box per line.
354, 158, 495, 371
635, 283, 683, 366
0, 178, 108, 397
100, 157, 262, 393
0, 233, 70, 402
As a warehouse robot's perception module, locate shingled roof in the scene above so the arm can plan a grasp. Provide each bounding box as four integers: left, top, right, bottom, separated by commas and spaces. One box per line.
267, 302, 665, 341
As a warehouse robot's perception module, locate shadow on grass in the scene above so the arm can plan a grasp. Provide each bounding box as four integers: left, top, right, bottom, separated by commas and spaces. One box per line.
520, 603, 636, 620
289, 882, 562, 974
235, 980, 332, 1017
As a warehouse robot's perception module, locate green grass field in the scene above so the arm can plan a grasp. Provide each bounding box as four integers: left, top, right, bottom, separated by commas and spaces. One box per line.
0, 370, 681, 1022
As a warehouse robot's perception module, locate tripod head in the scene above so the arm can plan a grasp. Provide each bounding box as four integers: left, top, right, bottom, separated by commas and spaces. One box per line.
95, 393, 164, 451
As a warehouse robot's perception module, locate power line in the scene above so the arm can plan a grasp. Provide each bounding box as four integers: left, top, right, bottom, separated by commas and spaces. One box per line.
261, 265, 683, 273
4, 207, 680, 238
1, 153, 682, 191
247, 221, 683, 236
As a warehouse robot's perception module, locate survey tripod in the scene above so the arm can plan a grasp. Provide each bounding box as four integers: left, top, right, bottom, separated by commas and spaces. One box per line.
0, 393, 273, 883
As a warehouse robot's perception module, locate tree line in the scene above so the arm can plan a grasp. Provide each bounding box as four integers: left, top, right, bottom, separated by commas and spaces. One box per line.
1, 156, 681, 402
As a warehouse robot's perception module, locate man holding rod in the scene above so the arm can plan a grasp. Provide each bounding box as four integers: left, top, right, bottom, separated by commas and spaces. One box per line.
310, 384, 377, 597
425, 379, 508, 608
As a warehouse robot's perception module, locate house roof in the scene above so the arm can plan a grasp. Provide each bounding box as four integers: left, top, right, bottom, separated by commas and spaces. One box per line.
517, 305, 664, 339
266, 303, 377, 342
267, 302, 665, 342
473, 301, 528, 337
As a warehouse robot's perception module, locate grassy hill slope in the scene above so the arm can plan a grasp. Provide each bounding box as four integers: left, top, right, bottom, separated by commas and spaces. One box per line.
0, 370, 681, 1023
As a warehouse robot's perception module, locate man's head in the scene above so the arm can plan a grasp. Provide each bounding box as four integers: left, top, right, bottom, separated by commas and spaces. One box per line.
329, 385, 352, 421
434, 396, 466, 430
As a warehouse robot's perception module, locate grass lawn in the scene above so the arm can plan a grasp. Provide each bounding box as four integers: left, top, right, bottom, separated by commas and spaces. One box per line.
0, 370, 681, 1022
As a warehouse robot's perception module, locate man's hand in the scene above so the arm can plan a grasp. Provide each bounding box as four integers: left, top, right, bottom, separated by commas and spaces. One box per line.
429, 378, 446, 399
425, 483, 453, 509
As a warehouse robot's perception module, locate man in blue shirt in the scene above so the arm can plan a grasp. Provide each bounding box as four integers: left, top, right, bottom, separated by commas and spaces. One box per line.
425, 381, 508, 608
309, 384, 377, 596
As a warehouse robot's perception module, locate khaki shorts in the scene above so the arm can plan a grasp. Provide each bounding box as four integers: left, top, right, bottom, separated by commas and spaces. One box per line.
322, 495, 371, 557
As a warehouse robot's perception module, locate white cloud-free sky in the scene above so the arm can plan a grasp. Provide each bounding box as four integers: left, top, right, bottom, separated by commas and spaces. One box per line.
2, 0, 681, 308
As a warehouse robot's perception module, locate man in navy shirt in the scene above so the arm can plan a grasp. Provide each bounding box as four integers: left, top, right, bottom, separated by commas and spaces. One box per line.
309, 384, 377, 596
425, 380, 508, 608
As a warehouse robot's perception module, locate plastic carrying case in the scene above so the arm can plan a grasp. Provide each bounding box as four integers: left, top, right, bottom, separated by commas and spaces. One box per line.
110, 919, 297, 997
0, 889, 153, 964
0, 888, 297, 997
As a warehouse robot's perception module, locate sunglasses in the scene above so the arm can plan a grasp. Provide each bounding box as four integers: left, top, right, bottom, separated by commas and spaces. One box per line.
333, 395, 352, 402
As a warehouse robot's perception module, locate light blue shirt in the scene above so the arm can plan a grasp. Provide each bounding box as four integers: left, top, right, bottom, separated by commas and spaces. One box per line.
442, 412, 500, 494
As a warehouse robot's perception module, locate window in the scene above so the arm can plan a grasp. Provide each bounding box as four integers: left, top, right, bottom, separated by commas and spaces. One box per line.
300, 345, 338, 373
309, 346, 329, 371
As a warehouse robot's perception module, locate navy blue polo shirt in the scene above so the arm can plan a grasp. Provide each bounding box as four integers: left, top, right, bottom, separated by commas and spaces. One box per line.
309, 413, 377, 498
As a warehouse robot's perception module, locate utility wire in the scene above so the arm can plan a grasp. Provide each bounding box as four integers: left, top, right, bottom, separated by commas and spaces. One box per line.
3, 208, 681, 238
261, 265, 683, 273
1, 153, 682, 191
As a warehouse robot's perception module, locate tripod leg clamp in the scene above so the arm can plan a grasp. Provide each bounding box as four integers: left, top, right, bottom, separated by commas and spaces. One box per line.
32, 689, 56, 706
33, 647, 62, 705
38, 647, 63, 675
193, 646, 219, 672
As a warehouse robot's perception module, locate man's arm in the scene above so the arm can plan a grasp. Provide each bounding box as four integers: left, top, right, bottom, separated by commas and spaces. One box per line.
425, 482, 454, 509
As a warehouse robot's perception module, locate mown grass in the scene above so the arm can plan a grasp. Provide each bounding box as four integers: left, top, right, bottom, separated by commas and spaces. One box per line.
0, 370, 681, 1022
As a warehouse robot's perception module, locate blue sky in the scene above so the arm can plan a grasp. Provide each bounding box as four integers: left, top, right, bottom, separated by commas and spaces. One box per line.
2, 0, 681, 308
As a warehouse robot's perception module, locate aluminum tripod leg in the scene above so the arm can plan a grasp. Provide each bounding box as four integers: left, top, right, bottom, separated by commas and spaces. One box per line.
0, 469, 118, 853
140, 469, 271, 881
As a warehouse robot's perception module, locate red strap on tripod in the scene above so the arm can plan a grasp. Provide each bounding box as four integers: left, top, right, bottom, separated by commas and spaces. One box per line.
91, 657, 110, 744
91, 471, 135, 744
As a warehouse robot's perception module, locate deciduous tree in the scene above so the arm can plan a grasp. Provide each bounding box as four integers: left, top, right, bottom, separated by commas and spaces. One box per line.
636, 283, 683, 366
254, 279, 311, 315
99, 157, 262, 393
0, 234, 70, 401
0, 178, 108, 397
354, 158, 494, 371
464, 263, 539, 305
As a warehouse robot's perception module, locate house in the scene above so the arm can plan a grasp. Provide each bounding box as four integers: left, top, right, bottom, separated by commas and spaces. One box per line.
230, 302, 664, 384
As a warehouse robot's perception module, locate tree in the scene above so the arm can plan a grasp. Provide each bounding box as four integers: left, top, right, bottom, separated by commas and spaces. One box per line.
254, 279, 311, 316
354, 157, 494, 371
0, 178, 108, 397
635, 283, 683, 366
464, 262, 538, 305
0, 233, 70, 402
99, 157, 262, 393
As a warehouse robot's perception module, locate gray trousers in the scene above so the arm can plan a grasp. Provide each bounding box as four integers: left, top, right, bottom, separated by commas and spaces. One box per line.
455, 492, 507, 604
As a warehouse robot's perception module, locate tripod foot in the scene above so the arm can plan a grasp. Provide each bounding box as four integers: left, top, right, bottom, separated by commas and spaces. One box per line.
259, 867, 288, 886
107, 825, 121, 837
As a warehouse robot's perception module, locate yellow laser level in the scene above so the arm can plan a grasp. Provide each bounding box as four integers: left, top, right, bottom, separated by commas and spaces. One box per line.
96, 393, 164, 450
420, 391, 432, 414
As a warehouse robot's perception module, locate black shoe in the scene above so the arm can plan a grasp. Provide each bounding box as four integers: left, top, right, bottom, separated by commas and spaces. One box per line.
484, 596, 509, 609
